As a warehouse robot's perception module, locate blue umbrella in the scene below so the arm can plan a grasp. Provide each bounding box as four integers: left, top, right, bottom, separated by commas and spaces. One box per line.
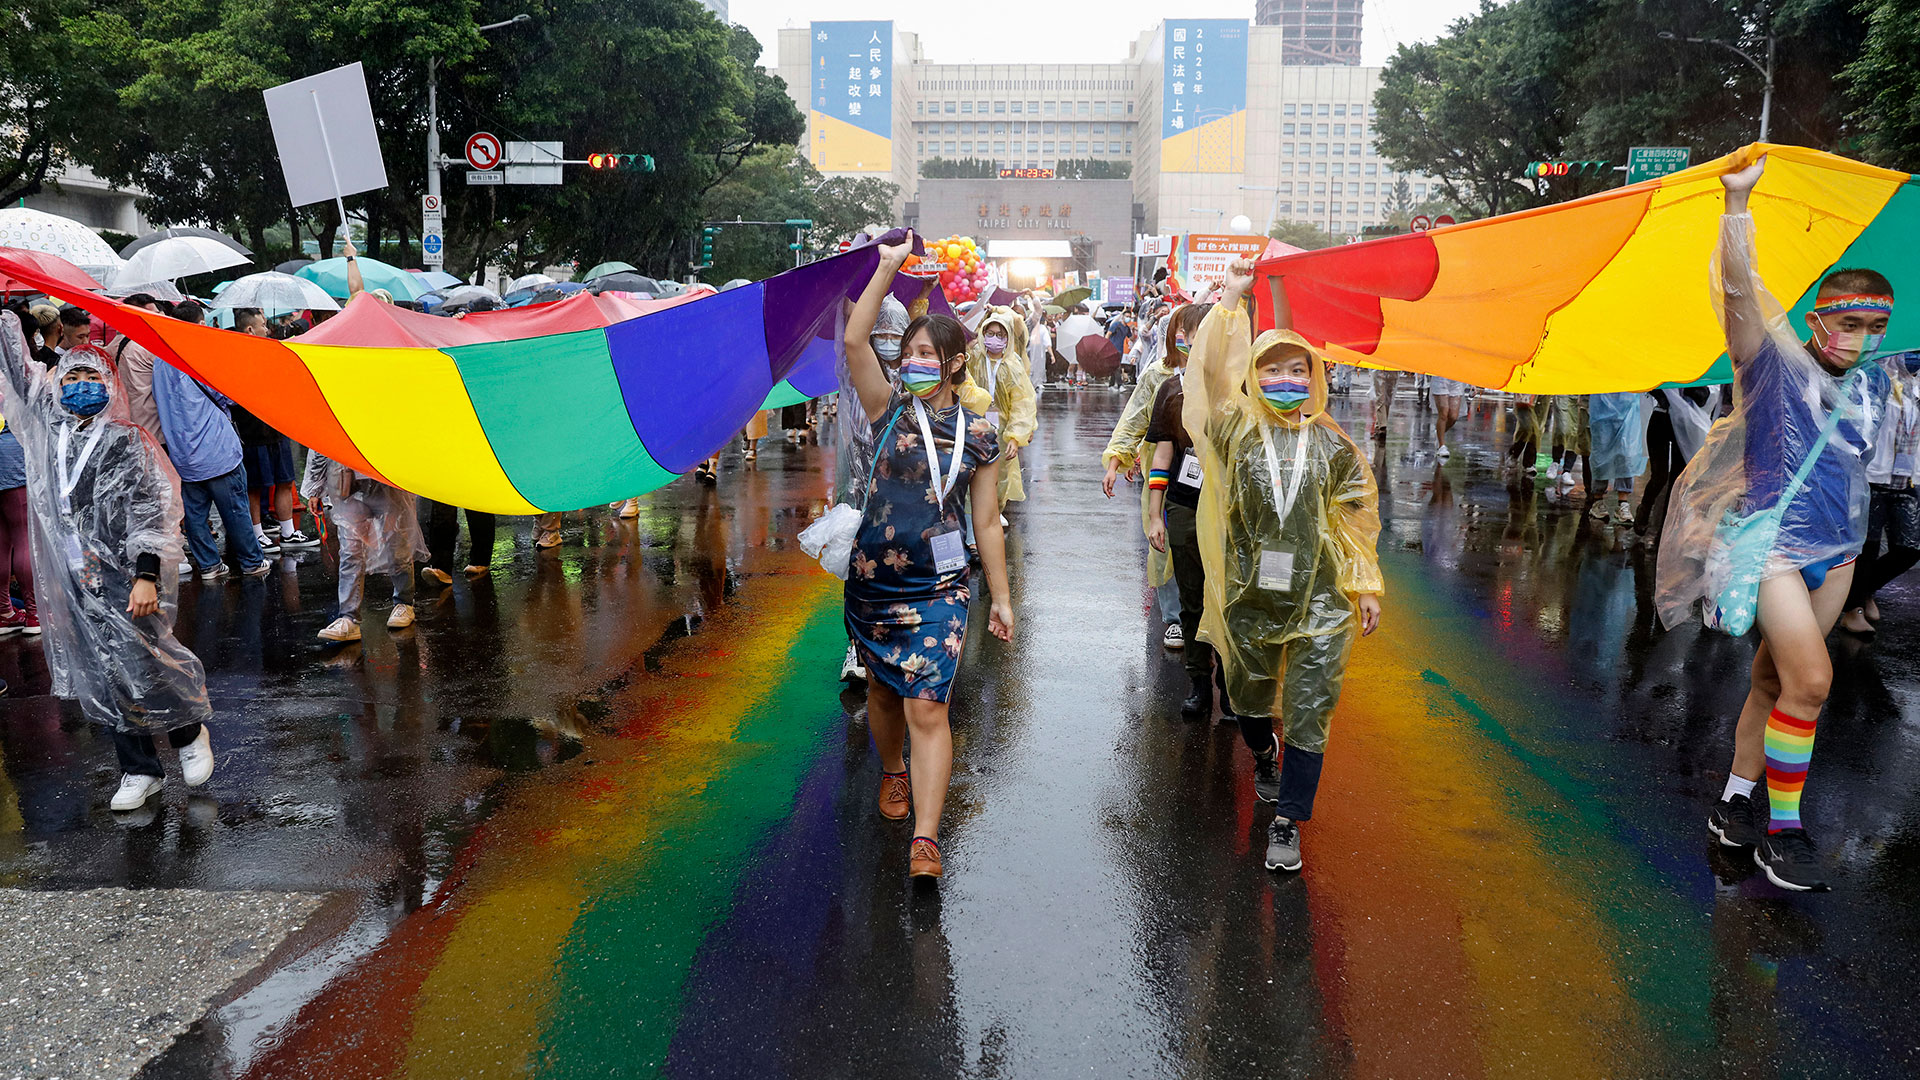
296, 255, 432, 301
411, 269, 463, 291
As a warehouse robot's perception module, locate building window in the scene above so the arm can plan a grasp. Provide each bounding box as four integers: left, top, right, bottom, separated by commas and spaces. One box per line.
1127, 101, 1134, 115
1284, 103, 1296, 116
1363, 202, 1376, 213
1318, 104, 1330, 116
1028, 141, 1039, 152
960, 122, 972, 134
1125, 140, 1132, 153
1316, 143, 1328, 156
961, 102, 972, 113
1353, 125, 1365, 138
960, 141, 972, 152
1364, 183, 1376, 195
1280, 182, 1293, 194
1043, 141, 1055, 152
1314, 202, 1326, 214
1333, 145, 1345, 156
944, 141, 956, 153
1315, 162, 1328, 175
1281, 143, 1293, 156
1282, 123, 1295, 135
1281, 163, 1294, 176
995, 141, 1006, 152
1044, 102, 1056, 115
1029, 101, 1040, 113
1349, 144, 1361, 156
917, 101, 925, 114
1313, 182, 1326, 195
1316, 124, 1329, 136
1076, 141, 1088, 152
1043, 122, 1055, 134
1416, 183, 1429, 197
1075, 122, 1088, 134
1010, 101, 1022, 114
995, 122, 1008, 134
1347, 202, 1359, 214
918, 141, 925, 154
1334, 104, 1347, 117
1094, 102, 1107, 115
1092, 123, 1105, 134
1078, 102, 1089, 114
945, 102, 956, 114
995, 101, 1006, 113
1364, 163, 1377, 176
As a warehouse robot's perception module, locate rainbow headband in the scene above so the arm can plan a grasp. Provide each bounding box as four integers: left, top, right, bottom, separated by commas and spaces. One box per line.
1813, 293, 1895, 317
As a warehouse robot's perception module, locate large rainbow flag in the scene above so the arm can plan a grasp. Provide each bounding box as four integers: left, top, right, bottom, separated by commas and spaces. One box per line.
0, 235, 942, 514
1253, 143, 1917, 393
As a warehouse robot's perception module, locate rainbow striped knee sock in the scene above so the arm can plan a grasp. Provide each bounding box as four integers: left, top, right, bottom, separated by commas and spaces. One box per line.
1763, 707, 1817, 833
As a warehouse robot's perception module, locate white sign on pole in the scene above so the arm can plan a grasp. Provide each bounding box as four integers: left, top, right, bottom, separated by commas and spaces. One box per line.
422, 194, 442, 214
262, 63, 389, 212
422, 225, 445, 265
504, 141, 564, 185
1137, 234, 1175, 258
467, 171, 504, 186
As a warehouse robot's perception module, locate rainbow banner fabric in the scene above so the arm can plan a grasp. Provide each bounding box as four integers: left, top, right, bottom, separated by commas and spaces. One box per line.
1253, 144, 1918, 392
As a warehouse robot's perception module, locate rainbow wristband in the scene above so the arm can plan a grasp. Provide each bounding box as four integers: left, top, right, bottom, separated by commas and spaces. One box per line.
1147, 468, 1171, 491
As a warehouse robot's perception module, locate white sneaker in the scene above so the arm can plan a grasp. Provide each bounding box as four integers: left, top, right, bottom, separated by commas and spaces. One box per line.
279, 530, 321, 550
111, 773, 163, 811
177, 560, 195, 575
318, 616, 362, 642
1558, 471, 1577, 491
1436, 445, 1451, 461
178, 725, 214, 787
1613, 500, 1636, 526
1163, 621, 1185, 650
1547, 462, 1562, 482
840, 643, 867, 683
387, 604, 416, 629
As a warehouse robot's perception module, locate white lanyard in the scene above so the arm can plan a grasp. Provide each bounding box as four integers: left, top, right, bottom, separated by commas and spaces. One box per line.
1257, 420, 1313, 524
55, 421, 107, 514
912, 397, 967, 504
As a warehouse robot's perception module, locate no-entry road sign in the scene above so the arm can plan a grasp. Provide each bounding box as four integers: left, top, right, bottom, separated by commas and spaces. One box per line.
465, 132, 502, 171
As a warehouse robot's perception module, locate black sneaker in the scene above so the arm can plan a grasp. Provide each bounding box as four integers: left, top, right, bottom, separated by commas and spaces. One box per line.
1180, 673, 1211, 721
1707, 793, 1763, 849
1252, 739, 1282, 804
1265, 817, 1302, 871
1754, 828, 1830, 892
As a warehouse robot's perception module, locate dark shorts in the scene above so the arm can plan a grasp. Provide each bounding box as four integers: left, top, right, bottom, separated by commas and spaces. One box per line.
244, 437, 297, 490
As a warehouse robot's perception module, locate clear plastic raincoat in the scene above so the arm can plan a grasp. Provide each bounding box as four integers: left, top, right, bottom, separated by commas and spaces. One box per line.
1182, 304, 1382, 749
300, 453, 428, 580
966, 308, 1039, 506
1656, 213, 1888, 631
1105, 355, 1181, 587
1587, 391, 1649, 484
0, 316, 208, 732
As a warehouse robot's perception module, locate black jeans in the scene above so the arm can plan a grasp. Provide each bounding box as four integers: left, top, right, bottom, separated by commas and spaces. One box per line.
1164, 502, 1213, 681
1636, 410, 1685, 532
1233, 718, 1327, 822
1848, 485, 1920, 609
425, 500, 497, 572
112, 723, 202, 778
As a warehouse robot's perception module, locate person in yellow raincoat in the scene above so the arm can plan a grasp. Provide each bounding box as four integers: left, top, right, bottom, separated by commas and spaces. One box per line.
1184, 259, 1383, 874
1102, 302, 1191, 646
966, 308, 1038, 516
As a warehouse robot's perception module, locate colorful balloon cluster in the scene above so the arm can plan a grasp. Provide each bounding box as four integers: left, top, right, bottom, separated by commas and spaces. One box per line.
930, 235, 988, 304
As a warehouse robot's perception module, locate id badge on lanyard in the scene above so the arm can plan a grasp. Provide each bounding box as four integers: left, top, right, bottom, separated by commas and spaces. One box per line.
1256, 423, 1312, 594
914, 399, 968, 574
1176, 450, 1204, 489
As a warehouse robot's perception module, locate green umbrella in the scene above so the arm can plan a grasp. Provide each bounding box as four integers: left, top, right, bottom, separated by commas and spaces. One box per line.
295, 255, 432, 301
1052, 286, 1092, 310
1043, 304, 1065, 316
583, 261, 637, 280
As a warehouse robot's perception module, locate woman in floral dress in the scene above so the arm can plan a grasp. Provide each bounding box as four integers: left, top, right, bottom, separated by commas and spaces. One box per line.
842, 231, 1015, 881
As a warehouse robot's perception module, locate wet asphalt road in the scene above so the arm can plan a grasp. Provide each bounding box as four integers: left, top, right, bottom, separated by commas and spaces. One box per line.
3, 382, 1920, 1078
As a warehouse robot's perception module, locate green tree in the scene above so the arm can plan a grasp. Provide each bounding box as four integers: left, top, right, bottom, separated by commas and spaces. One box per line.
1845, 0, 1920, 168
1269, 220, 1337, 250
919, 157, 997, 178
813, 174, 899, 249
1, 0, 136, 205
1053, 158, 1131, 179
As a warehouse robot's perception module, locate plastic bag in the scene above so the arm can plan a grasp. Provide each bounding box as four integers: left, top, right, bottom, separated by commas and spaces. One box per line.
800, 502, 864, 579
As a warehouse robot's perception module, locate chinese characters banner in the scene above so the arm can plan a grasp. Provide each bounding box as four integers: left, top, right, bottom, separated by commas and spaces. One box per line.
810, 21, 893, 174
1160, 19, 1248, 174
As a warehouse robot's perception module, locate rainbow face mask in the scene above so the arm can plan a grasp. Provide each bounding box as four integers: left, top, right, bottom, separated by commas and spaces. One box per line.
900, 358, 946, 398
1259, 375, 1311, 412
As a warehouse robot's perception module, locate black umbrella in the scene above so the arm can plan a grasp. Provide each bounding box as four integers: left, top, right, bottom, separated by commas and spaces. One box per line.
121, 226, 251, 259
587, 271, 661, 296
274, 258, 314, 275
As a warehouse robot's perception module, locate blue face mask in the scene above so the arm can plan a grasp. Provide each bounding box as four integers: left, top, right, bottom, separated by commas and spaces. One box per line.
1903, 353, 1920, 376
61, 380, 108, 417
872, 336, 902, 363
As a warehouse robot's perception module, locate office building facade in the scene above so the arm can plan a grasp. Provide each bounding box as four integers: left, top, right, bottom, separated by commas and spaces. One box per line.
1255, 0, 1364, 66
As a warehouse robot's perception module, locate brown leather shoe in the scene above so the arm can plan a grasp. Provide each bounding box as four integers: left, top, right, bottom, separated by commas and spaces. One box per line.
909, 837, 943, 879
878, 771, 911, 820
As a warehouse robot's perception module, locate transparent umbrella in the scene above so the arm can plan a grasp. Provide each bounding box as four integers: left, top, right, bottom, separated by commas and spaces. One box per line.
120, 227, 250, 260
210, 271, 340, 312
116, 235, 251, 285
508, 272, 555, 293
431, 284, 504, 307
102, 279, 188, 301
0, 207, 123, 280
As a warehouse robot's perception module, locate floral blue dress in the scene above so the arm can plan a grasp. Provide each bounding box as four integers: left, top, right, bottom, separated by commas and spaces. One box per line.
846, 392, 1001, 702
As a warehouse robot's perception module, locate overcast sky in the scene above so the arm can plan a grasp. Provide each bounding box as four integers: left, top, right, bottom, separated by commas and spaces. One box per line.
731, 0, 1486, 68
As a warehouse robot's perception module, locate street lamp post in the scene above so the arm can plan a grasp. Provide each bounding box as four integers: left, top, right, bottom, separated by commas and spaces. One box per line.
427, 15, 533, 205
1239, 184, 1281, 235
1657, 11, 1775, 141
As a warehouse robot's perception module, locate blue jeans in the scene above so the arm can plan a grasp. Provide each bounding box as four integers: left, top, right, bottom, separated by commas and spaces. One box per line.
180, 465, 264, 572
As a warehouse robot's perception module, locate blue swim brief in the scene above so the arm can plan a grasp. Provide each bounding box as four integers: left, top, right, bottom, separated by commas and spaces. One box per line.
1799, 552, 1859, 591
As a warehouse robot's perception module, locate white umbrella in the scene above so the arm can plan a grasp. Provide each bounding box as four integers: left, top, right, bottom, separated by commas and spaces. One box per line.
116, 235, 250, 285
210, 271, 340, 312
101, 279, 187, 302
0, 207, 123, 280
508, 272, 555, 293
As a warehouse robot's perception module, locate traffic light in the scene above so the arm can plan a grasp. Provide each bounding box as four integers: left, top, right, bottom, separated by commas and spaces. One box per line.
1525, 159, 1610, 178
588, 153, 655, 172
699, 226, 720, 265
783, 219, 815, 229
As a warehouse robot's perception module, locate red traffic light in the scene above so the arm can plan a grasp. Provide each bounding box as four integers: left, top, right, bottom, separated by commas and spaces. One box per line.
589, 153, 609, 169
